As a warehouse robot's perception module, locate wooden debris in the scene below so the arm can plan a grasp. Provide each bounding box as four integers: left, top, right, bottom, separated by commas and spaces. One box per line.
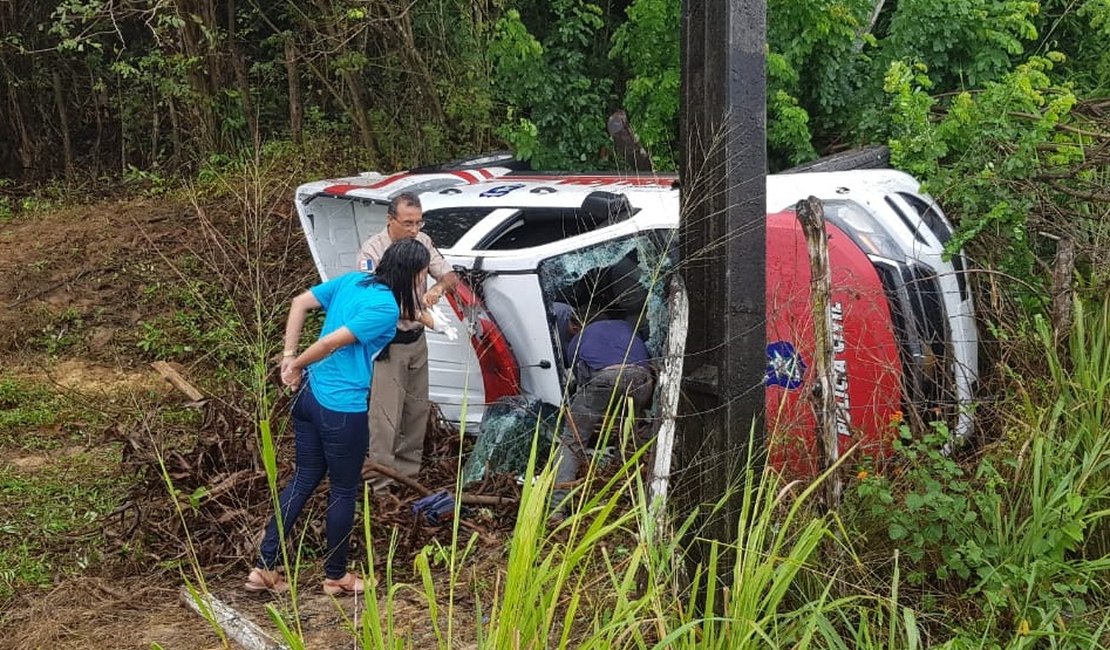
365, 460, 499, 543
796, 196, 841, 509
364, 460, 516, 506
151, 360, 206, 403
179, 586, 289, 650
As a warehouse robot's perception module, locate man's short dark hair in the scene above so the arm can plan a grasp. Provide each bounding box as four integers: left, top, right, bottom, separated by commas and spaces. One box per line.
388, 192, 422, 218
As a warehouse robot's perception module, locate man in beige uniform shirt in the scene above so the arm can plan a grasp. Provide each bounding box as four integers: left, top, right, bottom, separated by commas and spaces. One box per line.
357, 192, 458, 491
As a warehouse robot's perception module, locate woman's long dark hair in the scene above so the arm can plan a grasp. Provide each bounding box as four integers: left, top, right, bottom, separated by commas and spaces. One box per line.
359, 238, 430, 320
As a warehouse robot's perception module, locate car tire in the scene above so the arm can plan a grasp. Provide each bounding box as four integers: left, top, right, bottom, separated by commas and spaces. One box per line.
412, 151, 532, 173
780, 145, 890, 174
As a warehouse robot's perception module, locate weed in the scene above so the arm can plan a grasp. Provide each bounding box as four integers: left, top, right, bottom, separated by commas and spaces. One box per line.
0, 448, 124, 599
123, 165, 174, 197
848, 298, 1110, 644
0, 379, 56, 437
18, 195, 55, 215
33, 307, 86, 356
135, 300, 244, 375
0, 378, 105, 449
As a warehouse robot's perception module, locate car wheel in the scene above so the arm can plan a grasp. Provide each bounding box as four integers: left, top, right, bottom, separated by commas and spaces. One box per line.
412, 151, 532, 173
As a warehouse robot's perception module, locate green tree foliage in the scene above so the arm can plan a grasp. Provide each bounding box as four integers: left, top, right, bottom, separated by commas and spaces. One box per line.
2, 0, 1108, 297
881, 53, 1110, 296
609, 0, 679, 169
880, 1, 1040, 88
490, 1, 617, 170
0, 0, 502, 180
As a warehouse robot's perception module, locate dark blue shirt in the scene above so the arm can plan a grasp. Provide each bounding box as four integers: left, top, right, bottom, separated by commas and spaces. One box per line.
566, 319, 650, 371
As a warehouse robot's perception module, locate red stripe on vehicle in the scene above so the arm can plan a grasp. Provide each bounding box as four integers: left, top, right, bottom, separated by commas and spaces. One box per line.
476, 169, 495, 179
368, 172, 410, 189
449, 171, 478, 183
320, 184, 364, 195
507, 174, 676, 188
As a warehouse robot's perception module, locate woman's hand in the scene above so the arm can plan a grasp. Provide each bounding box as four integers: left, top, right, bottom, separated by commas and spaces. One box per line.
416, 310, 436, 330
280, 356, 303, 390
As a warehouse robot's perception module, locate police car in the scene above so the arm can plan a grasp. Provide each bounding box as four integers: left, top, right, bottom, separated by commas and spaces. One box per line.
294, 163, 977, 475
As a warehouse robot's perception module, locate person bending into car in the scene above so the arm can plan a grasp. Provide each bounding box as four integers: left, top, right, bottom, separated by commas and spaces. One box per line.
245, 239, 430, 597
549, 311, 655, 521
356, 192, 459, 492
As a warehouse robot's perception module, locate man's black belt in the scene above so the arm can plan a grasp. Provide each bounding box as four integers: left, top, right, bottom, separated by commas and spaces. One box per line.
392, 327, 424, 345
378, 327, 424, 362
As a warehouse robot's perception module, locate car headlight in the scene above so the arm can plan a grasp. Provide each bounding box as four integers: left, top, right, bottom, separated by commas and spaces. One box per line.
823, 200, 903, 260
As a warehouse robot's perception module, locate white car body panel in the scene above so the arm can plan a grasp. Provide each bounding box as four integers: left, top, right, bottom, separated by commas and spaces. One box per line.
294, 166, 979, 438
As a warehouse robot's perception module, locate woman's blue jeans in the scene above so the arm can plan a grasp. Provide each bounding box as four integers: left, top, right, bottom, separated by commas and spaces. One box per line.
257, 382, 369, 580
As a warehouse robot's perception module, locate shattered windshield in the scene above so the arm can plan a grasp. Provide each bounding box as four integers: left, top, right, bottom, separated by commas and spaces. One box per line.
462, 230, 676, 486
539, 231, 675, 362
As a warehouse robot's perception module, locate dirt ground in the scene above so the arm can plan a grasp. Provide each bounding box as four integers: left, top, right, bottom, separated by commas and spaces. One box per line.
0, 196, 501, 649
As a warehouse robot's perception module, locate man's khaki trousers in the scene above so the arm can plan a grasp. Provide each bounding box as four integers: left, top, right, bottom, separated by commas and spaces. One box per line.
365, 334, 430, 491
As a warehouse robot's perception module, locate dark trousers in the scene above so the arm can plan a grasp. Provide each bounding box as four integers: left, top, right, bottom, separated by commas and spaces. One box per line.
551, 365, 654, 512
257, 382, 369, 579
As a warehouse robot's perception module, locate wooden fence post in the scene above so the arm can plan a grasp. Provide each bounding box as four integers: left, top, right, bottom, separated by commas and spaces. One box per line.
796, 196, 840, 508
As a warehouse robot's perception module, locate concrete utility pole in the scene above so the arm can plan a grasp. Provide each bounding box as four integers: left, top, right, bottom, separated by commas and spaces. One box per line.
676, 0, 767, 546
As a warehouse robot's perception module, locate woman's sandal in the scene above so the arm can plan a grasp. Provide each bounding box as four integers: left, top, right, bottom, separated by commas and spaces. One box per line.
244, 567, 288, 594
322, 572, 364, 596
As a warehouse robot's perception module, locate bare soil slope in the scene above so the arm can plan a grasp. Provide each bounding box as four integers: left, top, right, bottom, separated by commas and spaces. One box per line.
0, 195, 506, 649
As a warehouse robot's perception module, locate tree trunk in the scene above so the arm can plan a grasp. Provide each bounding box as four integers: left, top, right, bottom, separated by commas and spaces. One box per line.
3, 72, 33, 179
172, 0, 218, 151
343, 69, 377, 152
150, 86, 161, 166
168, 97, 182, 165
309, 0, 377, 153
52, 71, 74, 181
394, 9, 447, 125
117, 74, 127, 172
91, 70, 105, 178
607, 110, 654, 172
227, 0, 259, 149
285, 39, 303, 145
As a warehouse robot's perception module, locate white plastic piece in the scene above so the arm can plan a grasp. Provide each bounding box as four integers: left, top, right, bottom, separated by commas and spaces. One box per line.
428, 304, 459, 341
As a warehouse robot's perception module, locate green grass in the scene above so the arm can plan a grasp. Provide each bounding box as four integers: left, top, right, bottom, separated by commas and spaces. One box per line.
0, 377, 124, 601
236, 300, 1110, 649
0, 447, 125, 600
0, 378, 105, 450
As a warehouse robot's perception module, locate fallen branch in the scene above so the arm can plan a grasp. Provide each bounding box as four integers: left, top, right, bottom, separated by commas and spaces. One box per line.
4, 268, 89, 309
363, 460, 520, 506
151, 361, 206, 403
364, 461, 500, 542
180, 586, 289, 650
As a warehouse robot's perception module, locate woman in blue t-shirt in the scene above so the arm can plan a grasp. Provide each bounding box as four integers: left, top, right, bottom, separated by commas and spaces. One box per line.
246, 238, 431, 596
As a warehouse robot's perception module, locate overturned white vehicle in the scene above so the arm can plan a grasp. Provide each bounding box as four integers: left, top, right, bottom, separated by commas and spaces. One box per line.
294, 162, 977, 476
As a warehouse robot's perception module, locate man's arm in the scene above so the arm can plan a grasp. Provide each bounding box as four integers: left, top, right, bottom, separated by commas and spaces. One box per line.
424, 270, 459, 307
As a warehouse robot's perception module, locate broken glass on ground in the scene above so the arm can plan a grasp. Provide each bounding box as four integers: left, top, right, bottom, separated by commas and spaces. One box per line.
461, 395, 561, 486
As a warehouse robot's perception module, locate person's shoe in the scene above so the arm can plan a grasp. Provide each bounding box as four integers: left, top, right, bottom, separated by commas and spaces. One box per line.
243, 567, 288, 594
323, 572, 364, 596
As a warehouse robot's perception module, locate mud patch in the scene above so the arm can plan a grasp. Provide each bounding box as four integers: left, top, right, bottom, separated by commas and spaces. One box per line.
6, 446, 85, 471
46, 359, 169, 396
